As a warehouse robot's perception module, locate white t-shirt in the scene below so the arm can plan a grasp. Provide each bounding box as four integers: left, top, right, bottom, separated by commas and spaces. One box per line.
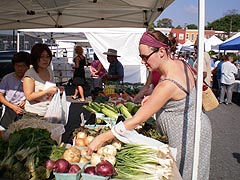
221, 61, 238, 85
24, 66, 55, 116
214, 60, 220, 68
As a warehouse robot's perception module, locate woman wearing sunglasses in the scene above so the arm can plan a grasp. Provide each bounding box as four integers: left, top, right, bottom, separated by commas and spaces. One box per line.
87, 30, 212, 180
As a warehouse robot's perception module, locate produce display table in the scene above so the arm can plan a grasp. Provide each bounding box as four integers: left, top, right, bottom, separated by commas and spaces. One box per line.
60, 101, 183, 180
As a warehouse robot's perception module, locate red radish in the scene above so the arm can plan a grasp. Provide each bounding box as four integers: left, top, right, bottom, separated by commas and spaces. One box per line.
44, 159, 55, 170
68, 164, 81, 173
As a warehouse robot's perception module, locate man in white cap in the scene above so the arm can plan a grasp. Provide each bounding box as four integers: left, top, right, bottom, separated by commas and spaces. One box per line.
103, 48, 124, 82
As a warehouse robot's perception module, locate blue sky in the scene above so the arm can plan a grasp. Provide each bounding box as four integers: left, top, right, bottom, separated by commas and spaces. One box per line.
155, 0, 240, 27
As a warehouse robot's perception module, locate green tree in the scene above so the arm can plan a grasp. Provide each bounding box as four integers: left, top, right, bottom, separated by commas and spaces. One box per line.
175, 25, 182, 29
156, 18, 173, 28
148, 23, 155, 30
186, 24, 198, 29
206, 9, 240, 34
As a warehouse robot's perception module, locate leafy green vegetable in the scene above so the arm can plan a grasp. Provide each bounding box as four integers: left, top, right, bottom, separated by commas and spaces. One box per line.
0, 127, 61, 180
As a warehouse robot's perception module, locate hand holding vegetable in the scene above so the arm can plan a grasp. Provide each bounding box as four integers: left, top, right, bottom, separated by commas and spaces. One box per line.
87, 130, 115, 155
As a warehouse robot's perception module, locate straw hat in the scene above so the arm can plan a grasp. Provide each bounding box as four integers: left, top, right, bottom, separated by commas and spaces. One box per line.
103, 48, 120, 57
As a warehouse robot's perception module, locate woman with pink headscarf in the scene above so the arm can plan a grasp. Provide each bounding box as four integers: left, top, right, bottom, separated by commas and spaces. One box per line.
87, 30, 212, 180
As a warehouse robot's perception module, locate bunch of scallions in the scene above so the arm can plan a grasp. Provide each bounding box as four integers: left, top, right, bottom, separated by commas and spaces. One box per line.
115, 144, 173, 180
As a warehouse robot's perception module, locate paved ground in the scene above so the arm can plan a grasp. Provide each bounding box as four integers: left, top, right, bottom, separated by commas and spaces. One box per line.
206, 101, 240, 180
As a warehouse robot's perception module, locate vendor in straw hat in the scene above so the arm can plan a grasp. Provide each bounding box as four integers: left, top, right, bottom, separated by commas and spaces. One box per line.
102, 48, 124, 82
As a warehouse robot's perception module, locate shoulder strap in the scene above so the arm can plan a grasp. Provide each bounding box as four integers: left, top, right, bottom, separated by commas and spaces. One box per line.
161, 78, 189, 95
182, 60, 197, 78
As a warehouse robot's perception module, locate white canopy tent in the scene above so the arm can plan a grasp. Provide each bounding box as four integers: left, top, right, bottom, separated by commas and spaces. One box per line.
180, 39, 195, 52
0, 0, 207, 179
84, 28, 147, 83
0, 0, 174, 29
19, 28, 148, 83
209, 32, 240, 53
205, 35, 223, 52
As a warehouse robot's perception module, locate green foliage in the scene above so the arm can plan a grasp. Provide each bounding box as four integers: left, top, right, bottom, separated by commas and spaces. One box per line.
156, 18, 173, 28
206, 14, 240, 33
186, 24, 198, 29
147, 23, 155, 30
0, 128, 59, 180
175, 25, 182, 29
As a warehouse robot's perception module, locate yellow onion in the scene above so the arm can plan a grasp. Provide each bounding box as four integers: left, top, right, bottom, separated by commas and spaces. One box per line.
63, 147, 81, 163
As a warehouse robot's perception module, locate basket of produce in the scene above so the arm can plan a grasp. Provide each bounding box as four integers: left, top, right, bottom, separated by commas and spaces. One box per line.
103, 85, 115, 96
44, 158, 82, 180
81, 160, 117, 180
54, 171, 81, 180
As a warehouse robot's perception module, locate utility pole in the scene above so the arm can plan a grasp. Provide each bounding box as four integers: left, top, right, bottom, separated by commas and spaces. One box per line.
229, 16, 233, 36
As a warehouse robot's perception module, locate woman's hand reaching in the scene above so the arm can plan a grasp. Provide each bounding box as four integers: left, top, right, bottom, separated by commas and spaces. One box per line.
87, 130, 115, 155
87, 135, 103, 155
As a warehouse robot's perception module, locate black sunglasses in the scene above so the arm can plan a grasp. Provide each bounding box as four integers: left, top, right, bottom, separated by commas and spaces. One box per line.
139, 48, 159, 62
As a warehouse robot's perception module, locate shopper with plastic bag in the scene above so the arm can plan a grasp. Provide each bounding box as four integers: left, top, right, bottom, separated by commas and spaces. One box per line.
6, 43, 68, 143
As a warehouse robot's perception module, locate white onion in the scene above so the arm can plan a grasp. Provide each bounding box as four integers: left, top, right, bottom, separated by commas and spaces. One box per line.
76, 132, 87, 139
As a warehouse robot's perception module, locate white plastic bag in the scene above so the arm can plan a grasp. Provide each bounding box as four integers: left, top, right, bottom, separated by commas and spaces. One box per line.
44, 89, 70, 125
61, 90, 71, 124
111, 121, 177, 160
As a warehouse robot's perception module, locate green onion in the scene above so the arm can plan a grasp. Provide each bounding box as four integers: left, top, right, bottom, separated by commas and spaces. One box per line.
115, 144, 173, 180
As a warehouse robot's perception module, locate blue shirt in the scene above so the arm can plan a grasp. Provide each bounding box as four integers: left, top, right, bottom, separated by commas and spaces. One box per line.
216, 61, 224, 80
108, 60, 124, 81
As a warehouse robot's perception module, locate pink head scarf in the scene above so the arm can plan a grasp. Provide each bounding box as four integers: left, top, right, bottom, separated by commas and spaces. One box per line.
139, 32, 169, 49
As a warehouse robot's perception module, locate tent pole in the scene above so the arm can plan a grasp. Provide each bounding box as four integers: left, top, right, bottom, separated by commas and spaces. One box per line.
17, 31, 20, 52
192, 0, 205, 179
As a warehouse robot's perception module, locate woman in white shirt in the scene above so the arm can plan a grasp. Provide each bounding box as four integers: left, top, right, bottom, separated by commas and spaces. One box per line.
23, 43, 60, 116
219, 55, 238, 104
